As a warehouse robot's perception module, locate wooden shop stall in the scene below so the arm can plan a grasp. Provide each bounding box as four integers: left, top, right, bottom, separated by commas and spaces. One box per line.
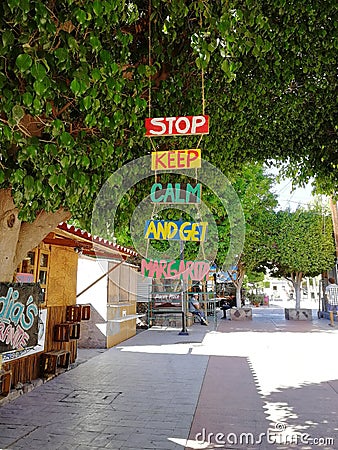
0, 223, 138, 395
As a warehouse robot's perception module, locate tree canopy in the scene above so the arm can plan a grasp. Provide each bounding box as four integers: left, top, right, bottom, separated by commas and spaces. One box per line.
225, 164, 278, 306
0, 0, 336, 281
269, 208, 335, 308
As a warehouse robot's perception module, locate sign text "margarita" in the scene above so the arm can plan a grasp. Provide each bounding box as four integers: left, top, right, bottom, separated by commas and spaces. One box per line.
141, 259, 210, 280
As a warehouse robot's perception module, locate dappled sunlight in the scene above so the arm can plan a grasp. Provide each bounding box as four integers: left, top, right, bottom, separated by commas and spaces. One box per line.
115, 311, 338, 450
167, 437, 217, 448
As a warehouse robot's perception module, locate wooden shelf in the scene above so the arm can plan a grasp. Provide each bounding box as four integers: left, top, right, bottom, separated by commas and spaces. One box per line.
108, 314, 145, 323
54, 322, 81, 342
41, 350, 71, 377
66, 305, 82, 323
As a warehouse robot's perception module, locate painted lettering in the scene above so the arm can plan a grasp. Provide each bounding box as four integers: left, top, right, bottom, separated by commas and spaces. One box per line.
144, 220, 208, 241
145, 115, 209, 136
0, 289, 39, 330
191, 116, 206, 134
0, 285, 40, 352
151, 149, 201, 170
11, 302, 25, 326
150, 183, 162, 202
153, 151, 167, 169
175, 117, 190, 134
148, 117, 166, 135
141, 259, 210, 281
20, 298, 39, 330
150, 183, 201, 204
186, 183, 201, 202
0, 322, 29, 349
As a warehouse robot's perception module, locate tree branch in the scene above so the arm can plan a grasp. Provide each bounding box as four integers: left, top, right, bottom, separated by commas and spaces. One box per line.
14, 207, 71, 267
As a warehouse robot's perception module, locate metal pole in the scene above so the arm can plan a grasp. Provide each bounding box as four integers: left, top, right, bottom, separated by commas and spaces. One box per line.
178, 239, 189, 335
76, 259, 124, 298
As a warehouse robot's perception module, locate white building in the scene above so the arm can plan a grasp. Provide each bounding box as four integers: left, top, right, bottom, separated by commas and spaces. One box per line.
263, 275, 320, 303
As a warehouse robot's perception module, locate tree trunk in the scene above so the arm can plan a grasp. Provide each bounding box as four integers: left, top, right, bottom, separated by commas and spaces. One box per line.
288, 272, 303, 310
0, 188, 21, 281
235, 283, 242, 308
228, 261, 245, 308
0, 188, 71, 282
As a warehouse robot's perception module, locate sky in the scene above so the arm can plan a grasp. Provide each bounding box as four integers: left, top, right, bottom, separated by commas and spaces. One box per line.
273, 178, 315, 211
265, 164, 317, 211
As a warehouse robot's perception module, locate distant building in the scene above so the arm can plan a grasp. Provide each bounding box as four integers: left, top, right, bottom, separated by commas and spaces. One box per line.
262, 274, 320, 302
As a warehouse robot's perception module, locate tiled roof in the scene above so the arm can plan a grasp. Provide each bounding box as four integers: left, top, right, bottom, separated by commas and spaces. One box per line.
57, 223, 138, 258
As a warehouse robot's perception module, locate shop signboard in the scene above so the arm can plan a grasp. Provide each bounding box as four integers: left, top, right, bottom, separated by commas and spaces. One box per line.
0, 283, 42, 354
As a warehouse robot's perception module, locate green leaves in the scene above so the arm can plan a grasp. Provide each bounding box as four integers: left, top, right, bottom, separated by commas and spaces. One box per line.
23, 175, 35, 192
59, 132, 74, 147
272, 209, 335, 277
11, 105, 24, 123
92, 0, 103, 16
15, 54, 32, 72
0, 0, 336, 233
2, 30, 14, 47
75, 8, 87, 25
221, 59, 237, 82
31, 62, 47, 81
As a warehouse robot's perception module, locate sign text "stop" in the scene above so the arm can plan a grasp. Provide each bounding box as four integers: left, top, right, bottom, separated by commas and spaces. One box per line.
145, 115, 209, 137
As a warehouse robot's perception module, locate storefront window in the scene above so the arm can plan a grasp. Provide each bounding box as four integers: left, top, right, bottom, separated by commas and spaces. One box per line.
16, 248, 49, 303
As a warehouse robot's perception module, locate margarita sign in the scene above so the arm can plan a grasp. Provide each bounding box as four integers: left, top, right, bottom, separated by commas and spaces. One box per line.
141, 259, 210, 281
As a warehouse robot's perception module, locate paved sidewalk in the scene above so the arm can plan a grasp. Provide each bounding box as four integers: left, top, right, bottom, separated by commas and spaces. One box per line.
0, 307, 337, 449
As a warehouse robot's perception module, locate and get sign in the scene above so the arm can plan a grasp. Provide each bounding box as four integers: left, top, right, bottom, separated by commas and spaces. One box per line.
144, 220, 208, 242
145, 115, 209, 137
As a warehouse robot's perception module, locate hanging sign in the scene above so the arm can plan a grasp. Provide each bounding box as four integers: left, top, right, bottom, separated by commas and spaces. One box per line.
141, 259, 210, 281
150, 182, 201, 204
151, 149, 201, 170
144, 220, 208, 241
0, 283, 42, 353
145, 115, 209, 137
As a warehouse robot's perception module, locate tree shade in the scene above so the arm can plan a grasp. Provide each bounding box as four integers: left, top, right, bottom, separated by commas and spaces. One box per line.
0, 1, 336, 281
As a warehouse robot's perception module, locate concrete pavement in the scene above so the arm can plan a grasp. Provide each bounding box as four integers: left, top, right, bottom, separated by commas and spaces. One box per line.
0, 306, 337, 449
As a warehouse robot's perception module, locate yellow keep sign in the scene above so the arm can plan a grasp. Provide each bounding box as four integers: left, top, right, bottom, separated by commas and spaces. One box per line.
151, 149, 201, 171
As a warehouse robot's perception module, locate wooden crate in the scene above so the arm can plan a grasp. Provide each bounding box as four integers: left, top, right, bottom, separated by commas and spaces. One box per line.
41, 350, 71, 377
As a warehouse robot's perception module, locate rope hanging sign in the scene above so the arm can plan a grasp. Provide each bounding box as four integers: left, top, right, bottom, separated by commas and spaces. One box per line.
142, 0, 210, 280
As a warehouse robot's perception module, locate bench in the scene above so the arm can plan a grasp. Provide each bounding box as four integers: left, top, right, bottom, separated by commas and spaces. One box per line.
41, 350, 71, 377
